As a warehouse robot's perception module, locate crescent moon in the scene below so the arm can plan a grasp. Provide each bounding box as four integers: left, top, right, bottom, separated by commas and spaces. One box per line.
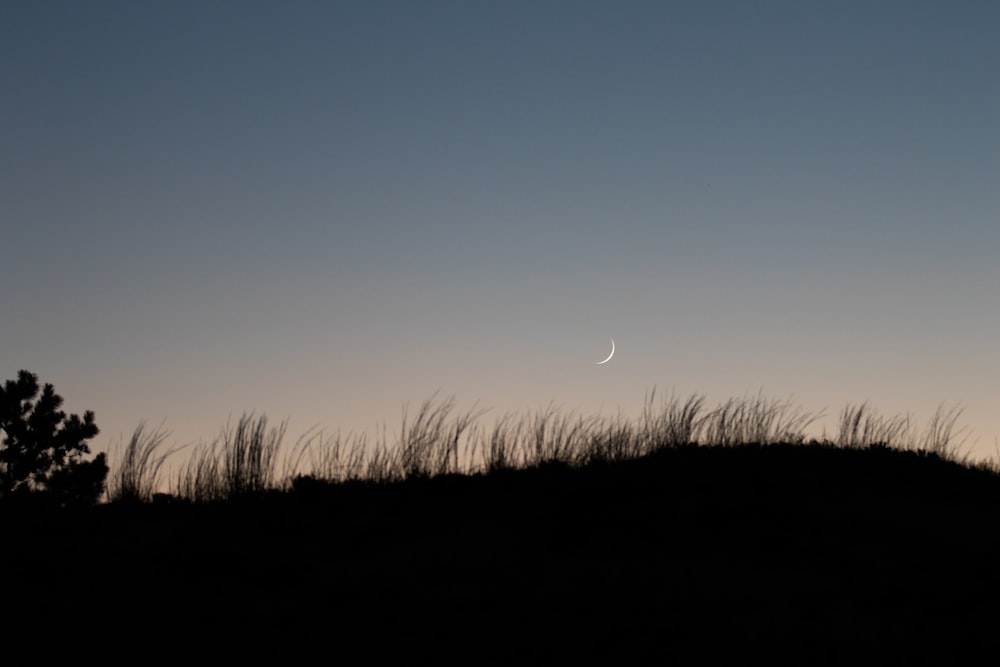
595, 338, 615, 365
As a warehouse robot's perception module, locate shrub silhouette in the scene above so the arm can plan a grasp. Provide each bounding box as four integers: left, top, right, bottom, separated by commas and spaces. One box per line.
0, 370, 108, 506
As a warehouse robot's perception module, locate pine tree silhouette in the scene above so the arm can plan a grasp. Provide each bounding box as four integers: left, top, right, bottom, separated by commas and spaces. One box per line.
0, 370, 108, 506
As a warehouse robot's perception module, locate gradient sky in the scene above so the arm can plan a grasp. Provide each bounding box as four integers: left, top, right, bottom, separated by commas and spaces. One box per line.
3, 1, 998, 465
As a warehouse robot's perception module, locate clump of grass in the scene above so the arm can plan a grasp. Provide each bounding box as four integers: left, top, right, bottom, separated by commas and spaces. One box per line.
398, 395, 486, 478
584, 415, 635, 464
639, 389, 707, 450
700, 392, 821, 447
916, 404, 970, 461
300, 430, 370, 483
527, 405, 598, 466
836, 402, 911, 449
171, 413, 286, 501
106, 421, 182, 503
365, 432, 402, 484
174, 440, 224, 503
478, 412, 523, 474
222, 413, 285, 496
988, 438, 1000, 474
835, 402, 970, 460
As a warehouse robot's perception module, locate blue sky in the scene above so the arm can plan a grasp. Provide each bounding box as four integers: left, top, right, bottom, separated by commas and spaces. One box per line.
3, 1, 998, 461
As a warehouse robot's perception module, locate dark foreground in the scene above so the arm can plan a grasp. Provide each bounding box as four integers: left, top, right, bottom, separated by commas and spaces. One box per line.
4, 443, 1000, 663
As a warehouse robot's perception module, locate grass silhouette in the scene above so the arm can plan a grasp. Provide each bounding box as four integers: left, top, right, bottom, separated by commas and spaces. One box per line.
106, 420, 181, 503
2, 392, 995, 662
121, 391, 976, 501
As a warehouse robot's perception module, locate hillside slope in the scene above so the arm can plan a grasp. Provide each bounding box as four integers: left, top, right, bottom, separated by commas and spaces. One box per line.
3, 443, 999, 663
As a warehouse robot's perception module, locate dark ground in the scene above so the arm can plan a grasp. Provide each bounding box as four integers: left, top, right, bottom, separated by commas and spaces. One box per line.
4, 443, 1000, 663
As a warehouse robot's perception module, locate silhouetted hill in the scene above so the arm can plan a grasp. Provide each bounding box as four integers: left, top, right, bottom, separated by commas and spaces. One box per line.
3, 443, 999, 663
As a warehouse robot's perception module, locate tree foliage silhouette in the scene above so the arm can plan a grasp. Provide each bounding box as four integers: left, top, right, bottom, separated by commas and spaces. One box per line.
0, 370, 108, 505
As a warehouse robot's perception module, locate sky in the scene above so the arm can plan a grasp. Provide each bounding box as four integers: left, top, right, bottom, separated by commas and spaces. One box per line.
3, 1, 998, 467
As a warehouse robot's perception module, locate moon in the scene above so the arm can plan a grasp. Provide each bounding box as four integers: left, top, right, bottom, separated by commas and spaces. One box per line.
595, 338, 615, 365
